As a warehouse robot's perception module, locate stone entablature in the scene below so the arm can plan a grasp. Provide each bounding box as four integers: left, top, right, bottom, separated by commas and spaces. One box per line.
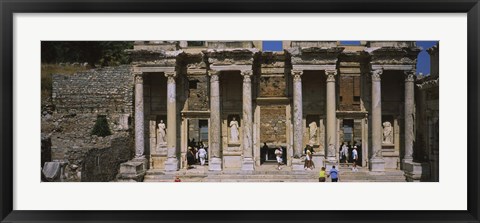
287, 46, 345, 67
203, 48, 259, 66
207, 41, 254, 49
128, 49, 183, 67
133, 41, 179, 51
368, 41, 417, 48
291, 41, 338, 48
366, 41, 421, 71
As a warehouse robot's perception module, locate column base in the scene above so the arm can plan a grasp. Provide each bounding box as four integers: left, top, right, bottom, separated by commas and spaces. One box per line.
209, 157, 222, 171
292, 158, 304, 171
132, 157, 149, 170
241, 158, 255, 171
164, 158, 179, 172
312, 154, 324, 170
325, 157, 338, 172
369, 158, 385, 172
403, 160, 430, 182
117, 157, 148, 182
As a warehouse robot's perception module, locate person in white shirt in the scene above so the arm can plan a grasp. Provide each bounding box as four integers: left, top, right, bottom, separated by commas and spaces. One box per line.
341, 142, 349, 164
352, 146, 358, 172
197, 147, 207, 166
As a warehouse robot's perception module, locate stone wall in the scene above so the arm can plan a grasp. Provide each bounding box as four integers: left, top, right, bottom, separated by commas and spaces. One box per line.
81, 134, 134, 182
46, 65, 135, 182
260, 106, 287, 145
52, 65, 134, 115
48, 119, 134, 182
187, 75, 209, 111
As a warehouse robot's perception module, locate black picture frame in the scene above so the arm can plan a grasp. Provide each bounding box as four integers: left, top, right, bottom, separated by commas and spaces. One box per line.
1, 0, 479, 222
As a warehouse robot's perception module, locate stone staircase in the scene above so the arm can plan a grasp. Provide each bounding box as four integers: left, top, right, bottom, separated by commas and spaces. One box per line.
337, 165, 406, 182
143, 164, 407, 182
144, 165, 318, 182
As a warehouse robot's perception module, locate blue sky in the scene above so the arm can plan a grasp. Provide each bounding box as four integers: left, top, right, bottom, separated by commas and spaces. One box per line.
262, 41, 438, 75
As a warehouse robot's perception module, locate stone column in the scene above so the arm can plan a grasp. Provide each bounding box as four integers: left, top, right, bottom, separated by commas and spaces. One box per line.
164, 71, 178, 171
370, 69, 385, 171
325, 70, 338, 167
292, 70, 304, 170
403, 70, 416, 163
209, 70, 222, 171
241, 70, 255, 171
134, 72, 145, 158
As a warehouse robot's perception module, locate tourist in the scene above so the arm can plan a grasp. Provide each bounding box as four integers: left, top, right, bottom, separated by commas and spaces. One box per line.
186, 147, 196, 169
352, 146, 358, 172
347, 142, 353, 163
189, 138, 196, 148
197, 146, 207, 166
174, 176, 181, 182
261, 142, 269, 164
304, 150, 315, 170
319, 167, 326, 182
275, 147, 284, 170
338, 144, 344, 163
193, 146, 199, 164
341, 142, 348, 164
304, 144, 314, 155
328, 165, 339, 182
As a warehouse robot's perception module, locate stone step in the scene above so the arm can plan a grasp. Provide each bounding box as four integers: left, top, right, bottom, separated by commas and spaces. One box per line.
143, 168, 407, 182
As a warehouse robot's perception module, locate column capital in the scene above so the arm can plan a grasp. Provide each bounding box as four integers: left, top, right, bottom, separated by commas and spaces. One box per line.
404, 70, 416, 82
208, 70, 220, 82
325, 69, 337, 82
291, 70, 303, 82
134, 72, 144, 84
371, 69, 383, 82
208, 69, 221, 76
164, 71, 176, 84
240, 69, 253, 76
164, 71, 177, 79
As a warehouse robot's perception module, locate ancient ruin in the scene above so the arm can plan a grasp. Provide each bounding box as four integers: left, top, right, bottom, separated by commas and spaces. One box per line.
41, 41, 439, 182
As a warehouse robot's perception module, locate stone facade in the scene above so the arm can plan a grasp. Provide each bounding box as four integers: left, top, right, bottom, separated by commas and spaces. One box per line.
45, 41, 439, 182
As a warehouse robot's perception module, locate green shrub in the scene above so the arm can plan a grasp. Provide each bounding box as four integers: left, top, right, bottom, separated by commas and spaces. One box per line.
91, 116, 112, 137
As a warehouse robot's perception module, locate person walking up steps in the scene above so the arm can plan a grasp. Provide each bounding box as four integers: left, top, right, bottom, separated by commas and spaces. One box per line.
319, 167, 326, 182
352, 146, 359, 172
328, 166, 339, 182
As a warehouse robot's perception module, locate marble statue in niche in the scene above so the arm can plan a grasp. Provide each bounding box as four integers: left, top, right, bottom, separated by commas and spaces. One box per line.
382, 121, 393, 144
229, 116, 239, 142
157, 120, 166, 144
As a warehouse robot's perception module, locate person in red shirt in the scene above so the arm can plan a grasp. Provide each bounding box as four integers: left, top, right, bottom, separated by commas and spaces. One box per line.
174, 176, 181, 182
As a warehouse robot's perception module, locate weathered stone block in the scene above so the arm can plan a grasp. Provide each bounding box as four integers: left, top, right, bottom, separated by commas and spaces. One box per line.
223, 156, 242, 169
